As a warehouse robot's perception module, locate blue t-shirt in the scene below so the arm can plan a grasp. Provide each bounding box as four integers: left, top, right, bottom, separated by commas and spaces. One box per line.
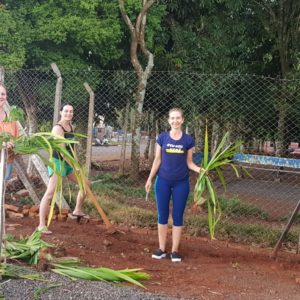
157, 131, 195, 181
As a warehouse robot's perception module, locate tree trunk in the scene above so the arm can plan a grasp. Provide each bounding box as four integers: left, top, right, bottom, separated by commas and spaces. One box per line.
119, 101, 130, 175
275, 96, 288, 156
210, 120, 220, 155
144, 110, 155, 159
194, 116, 204, 152
130, 68, 153, 180
16, 72, 38, 134
149, 118, 157, 163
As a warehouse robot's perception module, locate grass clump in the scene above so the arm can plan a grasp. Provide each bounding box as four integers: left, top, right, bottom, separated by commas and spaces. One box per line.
219, 197, 268, 220
185, 212, 298, 247
91, 173, 152, 200
110, 207, 157, 228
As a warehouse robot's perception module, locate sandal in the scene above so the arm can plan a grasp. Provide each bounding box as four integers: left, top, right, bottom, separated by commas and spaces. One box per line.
37, 226, 52, 235
69, 212, 90, 219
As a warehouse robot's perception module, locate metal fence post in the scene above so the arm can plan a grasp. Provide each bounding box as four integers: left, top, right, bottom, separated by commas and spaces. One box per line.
51, 63, 62, 125
84, 82, 94, 177
0, 147, 7, 260
0, 67, 4, 83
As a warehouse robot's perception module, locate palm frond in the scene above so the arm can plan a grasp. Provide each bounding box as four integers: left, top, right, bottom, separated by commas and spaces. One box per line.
194, 123, 248, 239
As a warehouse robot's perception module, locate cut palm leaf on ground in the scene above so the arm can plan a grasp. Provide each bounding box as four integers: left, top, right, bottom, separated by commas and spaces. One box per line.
51, 258, 150, 288
4, 230, 53, 265
0, 263, 42, 280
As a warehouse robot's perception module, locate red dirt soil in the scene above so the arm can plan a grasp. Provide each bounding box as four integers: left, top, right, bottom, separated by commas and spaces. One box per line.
6, 217, 300, 299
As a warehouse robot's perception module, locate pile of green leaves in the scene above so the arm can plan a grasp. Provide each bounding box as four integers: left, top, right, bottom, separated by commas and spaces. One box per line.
4, 230, 53, 265
194, 125, 247, 239
51, 258, 150, 288
0, 263, 41, 280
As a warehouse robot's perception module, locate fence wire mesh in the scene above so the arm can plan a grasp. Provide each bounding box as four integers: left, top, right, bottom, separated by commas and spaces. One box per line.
3, 68, 300, 237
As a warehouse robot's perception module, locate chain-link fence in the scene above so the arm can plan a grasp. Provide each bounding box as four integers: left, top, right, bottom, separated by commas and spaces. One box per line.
2, 68, 300, 235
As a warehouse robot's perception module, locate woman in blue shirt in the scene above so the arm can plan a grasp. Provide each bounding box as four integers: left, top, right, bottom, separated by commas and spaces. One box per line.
145, 108, 204, 262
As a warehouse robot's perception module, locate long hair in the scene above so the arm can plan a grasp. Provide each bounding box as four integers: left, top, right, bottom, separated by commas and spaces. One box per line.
0, 82, 7, 91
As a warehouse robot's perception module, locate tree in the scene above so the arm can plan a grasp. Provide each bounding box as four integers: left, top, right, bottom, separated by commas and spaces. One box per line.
4, 0, 123, 69
0, 4, 27, 69
2, 1, 124, 135
118, 0, 165, 180
250, 0, 300, 154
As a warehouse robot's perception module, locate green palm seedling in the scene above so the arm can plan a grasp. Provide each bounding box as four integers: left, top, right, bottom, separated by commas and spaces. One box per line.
194, 124, 247, 239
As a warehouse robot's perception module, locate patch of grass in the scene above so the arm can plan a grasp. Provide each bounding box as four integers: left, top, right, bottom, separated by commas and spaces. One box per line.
185, 215, 209, 236
217, 222, 280, 245
280, 214, 300, 224
71, 174, 295, 248
185, 213, 298, 247
192, 196, 268, 220
110, 207, 157, 228
91, 174, 152, 200
219, 197, 268, 220
15, 198, 35, 206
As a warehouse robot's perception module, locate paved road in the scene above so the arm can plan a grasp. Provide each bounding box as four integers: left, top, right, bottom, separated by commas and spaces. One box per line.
92, 142, 147, 162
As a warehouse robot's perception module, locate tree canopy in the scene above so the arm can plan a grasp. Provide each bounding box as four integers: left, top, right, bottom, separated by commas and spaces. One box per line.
1, 0, 299, 76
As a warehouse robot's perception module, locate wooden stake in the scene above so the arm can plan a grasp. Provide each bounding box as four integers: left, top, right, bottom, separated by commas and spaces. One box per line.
85, 184, 115, 232
272, 199, 300, 258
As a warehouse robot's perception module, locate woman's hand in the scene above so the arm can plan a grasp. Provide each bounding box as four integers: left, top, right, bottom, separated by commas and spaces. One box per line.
145, 178, 152, 193
200, 167, 207, 174
2, 141, 14, 149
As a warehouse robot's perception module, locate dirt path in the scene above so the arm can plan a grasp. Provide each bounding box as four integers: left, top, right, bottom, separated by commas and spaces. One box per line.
7, 218, 300, 300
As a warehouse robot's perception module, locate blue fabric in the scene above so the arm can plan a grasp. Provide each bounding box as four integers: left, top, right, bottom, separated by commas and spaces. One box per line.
157, 131, 195, 181
154, 176, 190, 226
192, 152, 212, 165
5, 163, 13, 181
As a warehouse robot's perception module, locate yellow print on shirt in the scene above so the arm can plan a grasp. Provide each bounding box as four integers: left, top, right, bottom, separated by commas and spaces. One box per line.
166, 143, 184, 154
166, 148, 184, 154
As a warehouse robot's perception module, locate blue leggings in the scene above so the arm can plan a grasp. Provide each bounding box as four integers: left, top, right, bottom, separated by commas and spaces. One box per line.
154, 176, 190, 226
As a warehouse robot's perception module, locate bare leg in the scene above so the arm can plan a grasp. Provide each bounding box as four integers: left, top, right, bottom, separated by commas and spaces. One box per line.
172, 225, 183, 252
67, 173, 90, 215
158, 223, 168, 251
38, 175, 58, 229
